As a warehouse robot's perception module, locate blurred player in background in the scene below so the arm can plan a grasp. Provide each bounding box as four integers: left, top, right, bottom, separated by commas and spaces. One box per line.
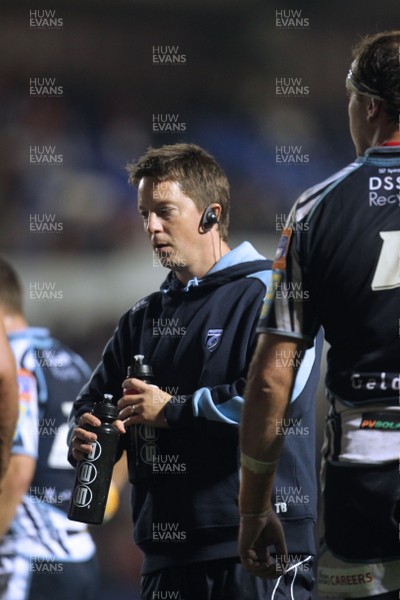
239, 30, 400, 600
69, 143, 322, 599
0, 257, 102, 600
0, 320, 18, 484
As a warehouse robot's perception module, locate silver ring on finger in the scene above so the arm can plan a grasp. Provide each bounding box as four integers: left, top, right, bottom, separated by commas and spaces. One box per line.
131, 404, 135, 415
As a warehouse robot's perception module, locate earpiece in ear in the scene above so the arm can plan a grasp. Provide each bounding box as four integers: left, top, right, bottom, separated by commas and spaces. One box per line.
201, 206, 219, 231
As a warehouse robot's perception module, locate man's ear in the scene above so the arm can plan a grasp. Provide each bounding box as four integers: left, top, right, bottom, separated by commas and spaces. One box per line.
211, 203, 222, 221
367, 97, 382, 122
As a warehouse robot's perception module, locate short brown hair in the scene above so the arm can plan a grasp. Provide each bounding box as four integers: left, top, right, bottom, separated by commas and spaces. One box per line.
127, 143, 230, 241
352, 31, 400, 123
0, 257, 23, 315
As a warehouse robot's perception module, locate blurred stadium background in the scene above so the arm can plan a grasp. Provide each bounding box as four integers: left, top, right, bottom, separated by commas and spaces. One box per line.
0, 0, 396, 597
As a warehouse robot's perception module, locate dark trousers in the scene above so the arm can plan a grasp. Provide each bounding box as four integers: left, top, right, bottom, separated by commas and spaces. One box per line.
29, 556, 100, 600
141, 556, 315, 600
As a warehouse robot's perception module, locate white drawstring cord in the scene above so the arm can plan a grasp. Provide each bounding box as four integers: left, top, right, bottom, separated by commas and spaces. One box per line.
271, 555, 313, 600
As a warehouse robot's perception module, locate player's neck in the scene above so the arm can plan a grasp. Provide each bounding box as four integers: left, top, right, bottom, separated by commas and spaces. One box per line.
2, 313, 28, 335
381, 131, 400, 145
374, 121, 400, 147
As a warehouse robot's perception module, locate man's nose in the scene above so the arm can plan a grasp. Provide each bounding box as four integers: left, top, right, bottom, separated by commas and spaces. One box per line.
146, 212, 163, 233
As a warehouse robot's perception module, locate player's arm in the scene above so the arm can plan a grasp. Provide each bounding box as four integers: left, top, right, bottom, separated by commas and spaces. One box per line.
0, 364, 38, 538
0, 323, 18, 483
238, 332, 305, 577
0, 453, 36, 538
240, 333, 301, 512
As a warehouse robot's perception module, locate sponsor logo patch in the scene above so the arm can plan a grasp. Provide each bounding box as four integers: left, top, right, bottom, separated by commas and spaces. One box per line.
360, 411, 400, 431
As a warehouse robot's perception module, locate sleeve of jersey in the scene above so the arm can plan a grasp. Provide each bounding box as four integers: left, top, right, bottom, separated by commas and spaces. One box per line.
256, 227, 319, 348
163, 378, 246, 437
12, 368, 39, 458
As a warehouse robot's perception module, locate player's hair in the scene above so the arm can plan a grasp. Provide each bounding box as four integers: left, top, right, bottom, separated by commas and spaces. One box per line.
352, 30, 400, 124
126, 143, 230, 241
0, 257, 23, 315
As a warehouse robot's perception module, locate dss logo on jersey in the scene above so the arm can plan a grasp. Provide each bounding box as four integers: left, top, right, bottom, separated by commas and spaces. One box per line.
369, 175, 400, 206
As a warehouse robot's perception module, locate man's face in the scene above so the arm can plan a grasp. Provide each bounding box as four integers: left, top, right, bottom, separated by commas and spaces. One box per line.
137, 176, 209, 282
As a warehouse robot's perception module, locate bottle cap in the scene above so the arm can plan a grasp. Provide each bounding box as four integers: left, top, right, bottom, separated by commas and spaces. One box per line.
92, 394, 119, 420
127, 354, 154, 380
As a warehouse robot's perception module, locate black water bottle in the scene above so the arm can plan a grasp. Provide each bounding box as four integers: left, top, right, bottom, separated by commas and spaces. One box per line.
125, 355, 157, 483
68, 393, 120, 525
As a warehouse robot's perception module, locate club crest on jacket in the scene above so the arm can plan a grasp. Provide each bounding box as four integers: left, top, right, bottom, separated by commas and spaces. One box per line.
205, 329, 223, 352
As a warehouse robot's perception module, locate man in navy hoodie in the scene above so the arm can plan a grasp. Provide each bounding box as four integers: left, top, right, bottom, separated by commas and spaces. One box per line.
69, 143, 322, 599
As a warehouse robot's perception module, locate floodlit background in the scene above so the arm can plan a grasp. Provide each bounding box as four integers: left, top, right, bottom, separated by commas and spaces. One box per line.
0, 1, 396, 597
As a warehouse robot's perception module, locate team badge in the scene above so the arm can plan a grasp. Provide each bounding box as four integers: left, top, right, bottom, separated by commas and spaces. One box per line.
273, 227, 293, 271
17, 368, 36, 403
205, 329, 223, 352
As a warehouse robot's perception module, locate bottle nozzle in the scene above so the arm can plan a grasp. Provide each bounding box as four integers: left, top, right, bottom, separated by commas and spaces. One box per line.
127, 355, 154, 381
92, 393, 119, 419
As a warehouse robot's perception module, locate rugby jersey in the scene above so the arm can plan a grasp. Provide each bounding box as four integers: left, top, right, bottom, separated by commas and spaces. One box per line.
258, 146, 400, 405
1, 328, 96, 562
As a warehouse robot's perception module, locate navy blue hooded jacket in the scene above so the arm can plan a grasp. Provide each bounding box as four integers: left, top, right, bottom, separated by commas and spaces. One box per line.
69, 242, 322, 574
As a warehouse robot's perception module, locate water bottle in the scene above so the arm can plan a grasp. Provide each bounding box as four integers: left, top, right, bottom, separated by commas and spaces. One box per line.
125, 355, 157, 483
68, 394, 120, 524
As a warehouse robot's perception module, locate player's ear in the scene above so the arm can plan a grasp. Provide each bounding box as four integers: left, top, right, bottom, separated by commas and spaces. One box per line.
366, 97, 382, 122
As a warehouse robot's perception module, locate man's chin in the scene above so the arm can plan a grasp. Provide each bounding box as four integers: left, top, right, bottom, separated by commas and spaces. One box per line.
159, 258, 187, 270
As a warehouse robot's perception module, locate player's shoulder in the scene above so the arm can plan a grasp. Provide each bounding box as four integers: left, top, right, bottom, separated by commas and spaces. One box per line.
8, 328, 50, 373
291, 159, 363, 223
27, 333, 92, 382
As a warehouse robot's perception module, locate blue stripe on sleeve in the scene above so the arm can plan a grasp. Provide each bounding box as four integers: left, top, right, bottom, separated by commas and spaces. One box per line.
191, 345, 315, 424
192, 388, 242, 425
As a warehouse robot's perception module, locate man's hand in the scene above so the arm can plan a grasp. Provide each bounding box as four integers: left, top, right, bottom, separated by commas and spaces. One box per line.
238, 509, 288, 579
70, 412, 125, 461
117, 378, 171, 429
